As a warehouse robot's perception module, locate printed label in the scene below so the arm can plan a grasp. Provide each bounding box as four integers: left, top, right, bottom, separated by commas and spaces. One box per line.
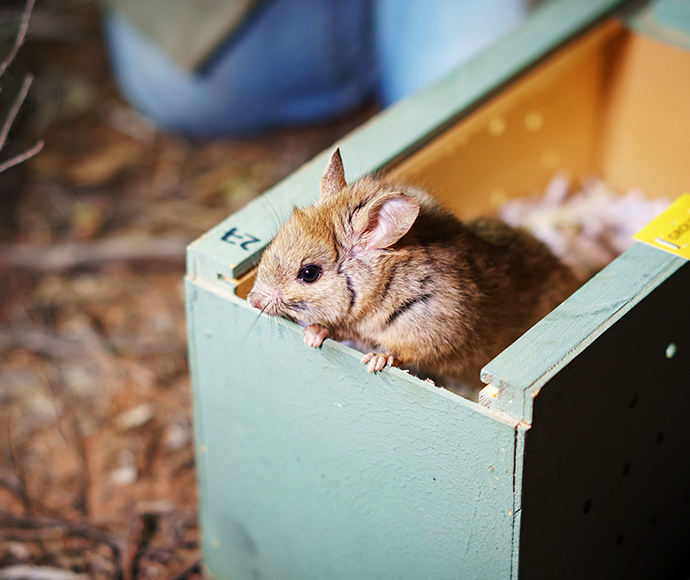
633, 193, 690, 260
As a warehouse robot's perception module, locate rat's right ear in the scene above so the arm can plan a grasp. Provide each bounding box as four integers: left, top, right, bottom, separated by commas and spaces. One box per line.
320, 148, 347, 201
356, 192, 420, 250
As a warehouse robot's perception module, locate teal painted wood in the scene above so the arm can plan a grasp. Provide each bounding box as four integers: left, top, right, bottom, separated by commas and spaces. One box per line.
481, 243, 686, 424
181, 3, 690, 579
652, 0, 690, 34
186, 278, 519, 580
186, 0, 629, 282
628, 0, 690, 51
517, 261, 690, 579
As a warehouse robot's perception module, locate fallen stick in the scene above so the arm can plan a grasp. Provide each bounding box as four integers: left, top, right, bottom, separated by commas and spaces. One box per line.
0, 0, 35, 78
0, 235, 193, 271
0, 566, 89, 580
0, 0, 45, 174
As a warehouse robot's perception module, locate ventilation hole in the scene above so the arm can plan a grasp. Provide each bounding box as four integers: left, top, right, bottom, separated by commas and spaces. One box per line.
628, 394, 638, 409
621, 462, 631, 476
656, 431, 665, 445
614, 533, 624, 547
582, 499, 592, 514
666, 343, 677, 359
649, 514, 658, 527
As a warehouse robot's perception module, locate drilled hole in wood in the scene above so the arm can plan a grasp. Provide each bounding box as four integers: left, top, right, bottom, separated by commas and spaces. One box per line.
614, 533, 624, 547
582, 499, 592, 514
656, 430, 665, 445
627, 394, 638, 409
621, 462, 631, 476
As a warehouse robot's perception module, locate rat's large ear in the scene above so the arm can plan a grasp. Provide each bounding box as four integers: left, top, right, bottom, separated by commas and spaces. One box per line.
320, 148, 347, 201
357, 193, 420, 250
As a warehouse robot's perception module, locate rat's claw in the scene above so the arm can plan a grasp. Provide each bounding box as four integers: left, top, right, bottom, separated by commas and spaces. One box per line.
361, 352, 398, 373
303, 324, 329, 348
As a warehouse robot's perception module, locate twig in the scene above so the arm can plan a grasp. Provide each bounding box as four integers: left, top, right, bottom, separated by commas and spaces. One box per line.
0, 329, 91, 359
0, 0, 36, 78
0, 565, 89, 580
0, 512, 127, 576
5, 407, 50, 561
0, 235, 192, 271
0, 138, 44, 173
166, 558, 202, 580
0, 473, 23, 498
5, 407, 32, 517
47, 364, 91, 518
0, 74, 33, 150
0, 0, 44, 174
123, 506, 143, 580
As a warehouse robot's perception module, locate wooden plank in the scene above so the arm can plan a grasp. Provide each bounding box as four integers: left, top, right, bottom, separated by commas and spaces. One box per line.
597, 31, 690, 198
187, 0, 630, 283
518, 260, 690, 579
626, 3, 690, 58
186, 277, 519, 580
481, 243, 686, 423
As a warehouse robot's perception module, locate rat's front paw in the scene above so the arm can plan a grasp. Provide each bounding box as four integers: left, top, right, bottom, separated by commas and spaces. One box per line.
303, 324, 330, 348
361, 352, 399, 373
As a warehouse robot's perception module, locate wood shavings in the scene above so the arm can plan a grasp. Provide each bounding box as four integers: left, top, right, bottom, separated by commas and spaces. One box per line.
499, 175, 671, 280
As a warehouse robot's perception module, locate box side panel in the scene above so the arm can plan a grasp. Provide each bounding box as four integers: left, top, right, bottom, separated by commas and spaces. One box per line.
186, 279, 519, 580
518, 262, 690, 579
481, 243, 685, 423
389, 20, 623, 219
598, 31, 690, 198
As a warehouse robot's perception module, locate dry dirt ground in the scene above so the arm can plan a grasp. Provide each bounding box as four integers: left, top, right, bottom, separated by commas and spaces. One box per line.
0, 2, 377, 577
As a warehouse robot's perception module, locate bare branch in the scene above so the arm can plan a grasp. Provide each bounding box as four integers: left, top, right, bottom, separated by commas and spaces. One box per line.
0, 74, 33, 150
0, 0, 36, 79
0, 2, 43, 174
0, 234, 191, 271
0, 138, 44, 173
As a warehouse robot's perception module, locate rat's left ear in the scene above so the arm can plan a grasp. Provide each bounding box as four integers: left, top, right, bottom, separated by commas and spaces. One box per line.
357, 193, 419, 250
320, 148, 347, 201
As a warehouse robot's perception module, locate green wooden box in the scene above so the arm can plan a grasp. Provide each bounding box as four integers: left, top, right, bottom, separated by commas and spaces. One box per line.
186, 1, 690, 578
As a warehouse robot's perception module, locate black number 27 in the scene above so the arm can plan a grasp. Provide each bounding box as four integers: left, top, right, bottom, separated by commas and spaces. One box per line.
221, 227, 261, 251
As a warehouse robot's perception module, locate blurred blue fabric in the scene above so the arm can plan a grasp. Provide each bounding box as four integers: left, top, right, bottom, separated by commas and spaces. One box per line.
375, 0, 527, 105
104, 0, 526, 137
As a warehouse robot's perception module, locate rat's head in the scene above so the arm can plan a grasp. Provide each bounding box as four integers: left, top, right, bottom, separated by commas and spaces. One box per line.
247, 148, 419, 327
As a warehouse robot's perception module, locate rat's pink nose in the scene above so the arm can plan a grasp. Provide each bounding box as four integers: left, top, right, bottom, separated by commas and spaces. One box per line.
247, 290, 264, 310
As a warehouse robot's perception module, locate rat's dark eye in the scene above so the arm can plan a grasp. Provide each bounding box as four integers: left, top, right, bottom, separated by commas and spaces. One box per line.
297, 264, 322, 283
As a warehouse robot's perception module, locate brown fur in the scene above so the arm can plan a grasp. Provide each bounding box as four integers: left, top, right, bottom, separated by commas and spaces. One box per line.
248, 149, 579, 386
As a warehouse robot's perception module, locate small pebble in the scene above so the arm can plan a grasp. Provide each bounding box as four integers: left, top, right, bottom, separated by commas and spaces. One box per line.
163, 423, 191, 451
109, 464, 138, 486
114, 403, 155, 430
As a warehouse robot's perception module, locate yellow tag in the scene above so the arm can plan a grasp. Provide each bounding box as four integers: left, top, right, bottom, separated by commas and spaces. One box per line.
633, 193, 690, 260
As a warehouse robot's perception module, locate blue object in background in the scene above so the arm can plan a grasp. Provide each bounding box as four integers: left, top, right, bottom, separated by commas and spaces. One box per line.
104, 0, 528, 137
374, 0, 528, 105
103, 0, 376, 137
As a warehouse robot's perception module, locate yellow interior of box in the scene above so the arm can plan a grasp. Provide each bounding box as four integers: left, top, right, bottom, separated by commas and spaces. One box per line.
236, 18, 690, 301
388, 19, 690, 219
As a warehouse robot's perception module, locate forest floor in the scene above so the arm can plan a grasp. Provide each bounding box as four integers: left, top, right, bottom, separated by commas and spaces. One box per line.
0, 2, 377, 578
